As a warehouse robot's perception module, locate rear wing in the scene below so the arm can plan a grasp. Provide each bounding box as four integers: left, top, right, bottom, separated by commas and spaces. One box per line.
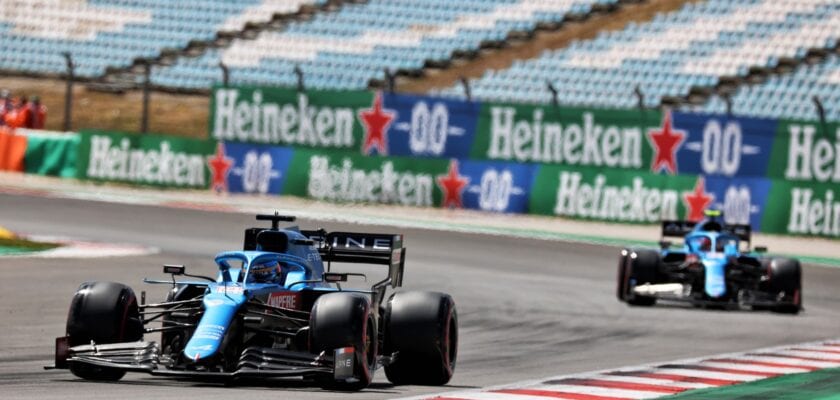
301, 230, 405, 288
661, 220, 696, 239
661, 220, 752, 246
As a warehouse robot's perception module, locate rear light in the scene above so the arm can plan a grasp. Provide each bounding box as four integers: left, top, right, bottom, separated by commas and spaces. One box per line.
55, 336, 69, 368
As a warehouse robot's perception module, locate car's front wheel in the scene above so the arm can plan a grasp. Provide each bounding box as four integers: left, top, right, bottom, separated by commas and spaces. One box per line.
65, 281, 143, 381
764, 258, 802, 314
309, 292, 377, 391
617, 248, 659, 306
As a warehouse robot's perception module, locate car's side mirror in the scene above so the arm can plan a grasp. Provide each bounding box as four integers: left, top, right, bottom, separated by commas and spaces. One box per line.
323, 272, 367, 283
754, 245, 768, 253
659, 240, 672, 249
163, 264, 185, 275
323, 272, 349, 283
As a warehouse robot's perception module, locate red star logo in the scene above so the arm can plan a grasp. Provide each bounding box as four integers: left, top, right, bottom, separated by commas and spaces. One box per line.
207, 142, 233, 192
437, 160, 469, 208
683, 176, 714, 222
647, 111, 686, 174
358, 92, 395, 155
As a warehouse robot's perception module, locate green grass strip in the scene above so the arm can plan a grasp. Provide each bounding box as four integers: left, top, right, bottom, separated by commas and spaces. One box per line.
666, 367, 840, 399
0, 237, 59, 255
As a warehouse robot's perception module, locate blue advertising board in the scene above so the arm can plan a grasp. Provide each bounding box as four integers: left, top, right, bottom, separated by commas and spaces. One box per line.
671, 112, 777, 178
224, 142, 294, 195
704, 176, 773, 231
382, 93, 480, 159
457, 160, 536, 214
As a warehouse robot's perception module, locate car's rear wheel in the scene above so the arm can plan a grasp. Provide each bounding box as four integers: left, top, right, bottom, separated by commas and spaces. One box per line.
383, 291, 458, 386
309, 292, 376, 391
617, 248, 659, 306
65, 281, 143, 381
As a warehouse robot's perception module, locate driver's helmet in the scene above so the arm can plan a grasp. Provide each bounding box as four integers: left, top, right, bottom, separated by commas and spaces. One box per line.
698, 237, 711, 252
250, 260, 279, 283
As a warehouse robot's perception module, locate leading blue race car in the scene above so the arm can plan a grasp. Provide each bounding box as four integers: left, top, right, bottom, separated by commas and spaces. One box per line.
48, 214, 458, 390
617, 210, 802, 314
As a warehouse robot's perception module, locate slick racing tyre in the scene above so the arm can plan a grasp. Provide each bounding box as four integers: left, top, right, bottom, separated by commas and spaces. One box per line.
66, 281, 143, 381
383, 291, 458, 386
765, 258, 802, 314
617, 248, 659, 306
309, 292, 377, 391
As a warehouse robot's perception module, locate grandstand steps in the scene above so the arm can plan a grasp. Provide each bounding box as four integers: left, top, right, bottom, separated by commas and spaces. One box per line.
394, 0, 699, 95
666, 42, 840, 110
87, 0, 357, 95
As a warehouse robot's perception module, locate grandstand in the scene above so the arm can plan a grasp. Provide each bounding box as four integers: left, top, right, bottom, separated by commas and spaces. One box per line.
700, 54, 840, 122
150, 0, 619, 90
0, 0, 327, 78
437, 0, 840, 122
0, 0, 838, 125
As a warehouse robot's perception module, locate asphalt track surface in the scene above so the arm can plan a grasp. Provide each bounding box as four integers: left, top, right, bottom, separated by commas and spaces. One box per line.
1, 193, 839, 400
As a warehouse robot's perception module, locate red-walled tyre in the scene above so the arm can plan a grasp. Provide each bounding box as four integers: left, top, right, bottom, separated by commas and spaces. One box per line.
65, 281, 143, 381
765, 258, 802, 314
309, 292, 377, 391
384, 291, 458, 386
617, 248, 659, 306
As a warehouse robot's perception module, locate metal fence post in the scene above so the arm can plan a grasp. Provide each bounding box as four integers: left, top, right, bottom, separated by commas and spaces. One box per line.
294, 66, 304, 92
813, 95, 827, 135
546, 81, 558, 108
140, 61, 151, 134
62, 52, 74, 132
219, 62, 229, 87
460, 76, 471, 102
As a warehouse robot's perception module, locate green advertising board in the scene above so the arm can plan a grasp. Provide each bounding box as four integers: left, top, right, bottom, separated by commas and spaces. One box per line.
282, 149, 450, 207
530, 165, 702, 223
763, 178, 840, 237
77, 130, 215, 188
23, 131, 80, 178
768, 120, 840, 184
471, 103, 661, 169
209, 86, 373, 150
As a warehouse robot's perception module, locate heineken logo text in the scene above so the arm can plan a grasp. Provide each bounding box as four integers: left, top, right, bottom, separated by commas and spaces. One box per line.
784, 124, 840, 183
554, 172, 678, 222
213, 89, 354, 147
787, 188, 840, 236
86, 135, 205, 186
488, 108, 642, 167
307, 156, 432, 206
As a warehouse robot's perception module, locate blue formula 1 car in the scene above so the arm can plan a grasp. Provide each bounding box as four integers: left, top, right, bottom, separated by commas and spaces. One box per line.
616, 210, 802, 314
48, 214, 458, 390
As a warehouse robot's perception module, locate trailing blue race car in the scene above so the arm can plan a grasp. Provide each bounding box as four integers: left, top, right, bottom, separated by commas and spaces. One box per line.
617, 210, 802, 314
48, 214, 458, 390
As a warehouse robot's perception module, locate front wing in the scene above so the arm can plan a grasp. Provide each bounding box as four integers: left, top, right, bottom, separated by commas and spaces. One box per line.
46, 339, 351, 380
631, 282, 799, 309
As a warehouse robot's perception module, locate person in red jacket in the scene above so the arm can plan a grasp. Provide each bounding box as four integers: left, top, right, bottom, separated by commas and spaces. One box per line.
15, 96, 31, 129
3, 96, 19, 128
0, 90, 11, 127
28, 96, 47, 129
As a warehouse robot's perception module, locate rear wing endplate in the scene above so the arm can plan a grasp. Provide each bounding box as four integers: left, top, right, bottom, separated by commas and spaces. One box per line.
301, 230, 405, 288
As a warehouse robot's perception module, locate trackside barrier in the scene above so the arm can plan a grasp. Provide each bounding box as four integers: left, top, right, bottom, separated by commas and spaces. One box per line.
0, 128, 79, 176
11, 88, 840, 238
18, 129, 80, 177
